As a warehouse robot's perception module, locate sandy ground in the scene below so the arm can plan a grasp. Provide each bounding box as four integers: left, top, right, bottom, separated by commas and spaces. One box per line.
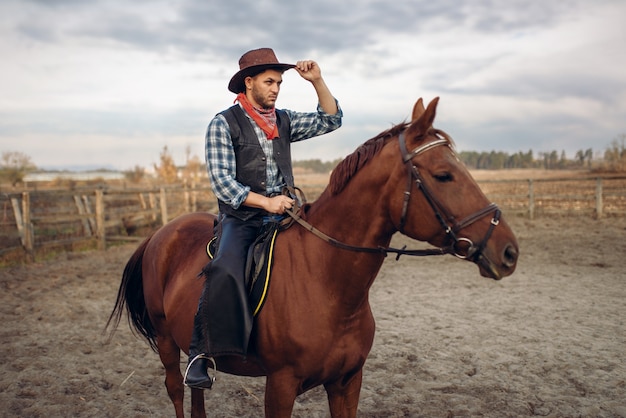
1, 215, 625, 417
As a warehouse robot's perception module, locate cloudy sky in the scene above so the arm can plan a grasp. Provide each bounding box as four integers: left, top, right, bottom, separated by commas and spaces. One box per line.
1, 0, 624, 171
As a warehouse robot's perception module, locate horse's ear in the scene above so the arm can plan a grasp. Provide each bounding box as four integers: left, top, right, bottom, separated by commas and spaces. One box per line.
407, 97, 439, 139
411, 98, 426, 121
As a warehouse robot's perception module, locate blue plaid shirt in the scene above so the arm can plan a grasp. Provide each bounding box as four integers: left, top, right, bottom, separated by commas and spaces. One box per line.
205, 100, 342, 209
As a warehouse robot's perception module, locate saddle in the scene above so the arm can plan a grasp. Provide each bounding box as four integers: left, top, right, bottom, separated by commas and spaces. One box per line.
206, 221, 281, 316
205, 187, 304, 317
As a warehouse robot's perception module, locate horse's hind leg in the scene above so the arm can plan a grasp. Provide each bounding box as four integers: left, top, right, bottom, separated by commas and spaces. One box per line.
156, 335, 191, 418
324, 368, 363, 418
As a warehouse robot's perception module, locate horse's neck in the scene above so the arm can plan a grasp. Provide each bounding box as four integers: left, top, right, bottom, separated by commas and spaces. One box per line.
298, 175, 395, 306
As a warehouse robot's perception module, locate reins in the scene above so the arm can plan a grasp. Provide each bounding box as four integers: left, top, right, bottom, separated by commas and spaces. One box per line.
284, 206, 450, 260
283, 129, 502, 263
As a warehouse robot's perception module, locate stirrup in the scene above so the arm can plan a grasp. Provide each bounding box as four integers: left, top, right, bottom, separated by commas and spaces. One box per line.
183, 354, 217, 388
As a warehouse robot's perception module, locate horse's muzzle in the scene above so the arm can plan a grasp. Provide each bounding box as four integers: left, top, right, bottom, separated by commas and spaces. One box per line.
477, 242, 519, 280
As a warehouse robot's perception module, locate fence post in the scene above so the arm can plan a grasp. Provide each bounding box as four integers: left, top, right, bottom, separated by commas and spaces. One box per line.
191, 181, 198, 212
528, 179, 535, 220
10, 197, 24, 244
21, 192, 34, 262
160, 187, 168, 225
148, 192, 157, 221
82, 195, 96, 232
595, 178, 603, 219
95, 189, 106, 250
184, 183, 190, 214
138, 192, 147, 210
74, 195, 92, 236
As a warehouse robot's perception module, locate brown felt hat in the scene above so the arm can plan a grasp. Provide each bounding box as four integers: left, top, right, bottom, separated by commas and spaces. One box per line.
228, 48, 296, 93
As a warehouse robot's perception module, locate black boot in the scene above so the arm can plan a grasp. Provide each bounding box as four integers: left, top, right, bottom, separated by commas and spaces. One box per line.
184, 354, 215, 389
184, 311, 215, 390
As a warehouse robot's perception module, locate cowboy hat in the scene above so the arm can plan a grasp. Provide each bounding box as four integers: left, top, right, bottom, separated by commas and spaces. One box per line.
228, 48, 295, 93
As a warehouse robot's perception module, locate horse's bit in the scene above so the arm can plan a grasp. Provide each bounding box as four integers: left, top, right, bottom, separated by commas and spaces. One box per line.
284, 131, 501, 264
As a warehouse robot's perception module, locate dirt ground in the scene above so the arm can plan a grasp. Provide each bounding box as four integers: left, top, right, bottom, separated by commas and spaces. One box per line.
1, 214, 625, 417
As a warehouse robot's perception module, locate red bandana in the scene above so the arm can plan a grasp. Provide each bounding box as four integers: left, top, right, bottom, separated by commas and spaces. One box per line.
235, 93, 279, 139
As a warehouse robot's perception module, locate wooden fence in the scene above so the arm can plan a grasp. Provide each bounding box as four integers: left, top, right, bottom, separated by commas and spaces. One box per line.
1, 176, 625, 262
0, 184, 218, 262
477, 176, 626, 219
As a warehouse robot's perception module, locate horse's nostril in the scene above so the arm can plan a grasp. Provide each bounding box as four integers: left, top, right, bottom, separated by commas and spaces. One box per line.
502, 244, 518, 268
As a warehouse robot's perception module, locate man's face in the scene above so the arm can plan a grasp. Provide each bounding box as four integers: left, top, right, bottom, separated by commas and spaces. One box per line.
246, 69, 283, 109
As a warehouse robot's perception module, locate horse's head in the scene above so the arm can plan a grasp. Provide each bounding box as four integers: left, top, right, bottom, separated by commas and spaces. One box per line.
324, 97, 518, 279
386, 97, 519, 279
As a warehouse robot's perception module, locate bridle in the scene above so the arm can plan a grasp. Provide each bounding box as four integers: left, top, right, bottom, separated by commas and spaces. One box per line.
397, 131, 501, 263
284, 130, 501, 265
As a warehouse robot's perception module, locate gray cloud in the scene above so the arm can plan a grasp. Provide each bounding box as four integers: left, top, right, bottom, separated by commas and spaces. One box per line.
0, 108, 206, 137
16, 0, 588, 58
4, 0, 624, 169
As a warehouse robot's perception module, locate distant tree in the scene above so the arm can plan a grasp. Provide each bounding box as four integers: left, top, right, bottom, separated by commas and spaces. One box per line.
459, 151, 480, 168
523, 149, 534, 168
574, 149, 591, 167
489, 151, 506, 169
182, 146, 204, 183
123, 165, 146, 183
540, 150, 559, 169
604, 135, 626, 171
477, 152, 490, 169
584, 148, 593, 168
293, 158, 341, 173
505, 149, 534, 168
154, 146, 178, 183
559, 150, 567, 168
0, 151, 37, 186
506, 151, 523, 168
459, 147, 589, 170
549, 151, 559, 169
506, 152, 520, 168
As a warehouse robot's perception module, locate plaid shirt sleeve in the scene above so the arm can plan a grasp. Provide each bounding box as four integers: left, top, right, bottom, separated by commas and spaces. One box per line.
283, 100, 343, 142
205, 114, 250, 209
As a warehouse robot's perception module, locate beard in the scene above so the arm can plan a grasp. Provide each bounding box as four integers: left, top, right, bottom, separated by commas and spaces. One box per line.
251, 88, 277, 110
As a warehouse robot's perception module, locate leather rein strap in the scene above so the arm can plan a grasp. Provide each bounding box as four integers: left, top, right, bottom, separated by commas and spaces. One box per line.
284, 131, 500, 261
285, 207, 448, 259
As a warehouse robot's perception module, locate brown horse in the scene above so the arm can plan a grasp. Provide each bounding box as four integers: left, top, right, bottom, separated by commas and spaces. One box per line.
107, 97, 518, 417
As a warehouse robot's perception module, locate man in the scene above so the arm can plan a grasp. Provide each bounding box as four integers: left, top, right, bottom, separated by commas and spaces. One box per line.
184, 48, 342, 389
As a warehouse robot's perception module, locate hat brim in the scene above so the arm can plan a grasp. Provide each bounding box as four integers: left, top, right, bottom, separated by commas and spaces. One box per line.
228, 63, 296, 93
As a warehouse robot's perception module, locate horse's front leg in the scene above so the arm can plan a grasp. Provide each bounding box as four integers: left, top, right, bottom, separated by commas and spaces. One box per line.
264, 371, 299, 417
190, 388, 206, 418
324, 368, 363, 418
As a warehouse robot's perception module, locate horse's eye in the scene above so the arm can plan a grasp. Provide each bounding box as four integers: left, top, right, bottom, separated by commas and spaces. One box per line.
433, 173, 453, 182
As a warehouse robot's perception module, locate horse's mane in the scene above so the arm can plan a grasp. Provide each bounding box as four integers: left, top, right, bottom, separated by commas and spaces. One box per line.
329, 122, 409, 195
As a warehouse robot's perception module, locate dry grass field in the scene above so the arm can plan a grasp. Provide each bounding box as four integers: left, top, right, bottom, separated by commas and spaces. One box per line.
296, 167, 615, 185
469, 168, 597, 181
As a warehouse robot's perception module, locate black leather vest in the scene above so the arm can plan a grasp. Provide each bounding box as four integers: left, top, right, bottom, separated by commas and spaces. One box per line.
217, 105, 293, 220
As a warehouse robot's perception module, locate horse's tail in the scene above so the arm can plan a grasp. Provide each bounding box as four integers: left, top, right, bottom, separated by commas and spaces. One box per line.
105, 235, 159, 351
